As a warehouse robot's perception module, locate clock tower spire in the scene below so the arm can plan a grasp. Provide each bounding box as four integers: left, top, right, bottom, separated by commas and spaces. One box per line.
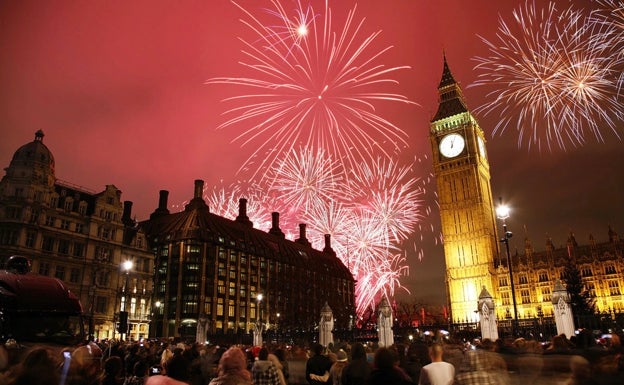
429, 56, 500, 323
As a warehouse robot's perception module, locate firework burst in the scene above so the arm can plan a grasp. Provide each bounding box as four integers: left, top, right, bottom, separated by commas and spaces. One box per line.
205, 0, 426, 318
206, 0, 416, 178
349, 157, 423, 244
590, 0, 624, 95
204, 181, 274, 230
471, 1, 624, 151
267, 146, 346, 215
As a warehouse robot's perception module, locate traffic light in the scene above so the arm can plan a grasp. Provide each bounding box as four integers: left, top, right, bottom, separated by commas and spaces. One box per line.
118, 311, 128, 334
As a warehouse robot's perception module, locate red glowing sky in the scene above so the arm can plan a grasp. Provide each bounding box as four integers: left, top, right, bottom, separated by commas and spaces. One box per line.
1, 0, 622, 304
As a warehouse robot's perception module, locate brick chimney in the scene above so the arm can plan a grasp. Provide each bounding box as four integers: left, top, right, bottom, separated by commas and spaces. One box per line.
323, 234, 336, 256
268, 212, 285, 238
150, 190, 170, 219
236, 198, 253, 227
296, 223, 311, 247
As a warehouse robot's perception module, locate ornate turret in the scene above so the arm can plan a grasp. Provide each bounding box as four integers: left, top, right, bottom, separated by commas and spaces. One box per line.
432, 55, 469, 122
429, 55, 498, 322
2, 130, 56, 188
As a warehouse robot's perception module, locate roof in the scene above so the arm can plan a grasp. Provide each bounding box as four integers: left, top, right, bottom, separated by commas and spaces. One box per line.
9, 130, 55, 175
140, 201, 353, 279
431, 56, 469, 122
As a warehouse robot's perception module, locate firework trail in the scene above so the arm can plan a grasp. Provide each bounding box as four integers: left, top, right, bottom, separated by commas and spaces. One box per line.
301, 199, 354, 258
471, 1, 624, 151
205, 0, 426, 317
267, 146, 346, 215
205, 181, 274, 230
349, 157, 423, 245
260, 146, 420, 314
590, 0, 624, 95
206, 0, 416, 178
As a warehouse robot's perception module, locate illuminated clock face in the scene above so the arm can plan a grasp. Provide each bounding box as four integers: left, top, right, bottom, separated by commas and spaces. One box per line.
439, 133, 465, 158
478, 136, 487, 158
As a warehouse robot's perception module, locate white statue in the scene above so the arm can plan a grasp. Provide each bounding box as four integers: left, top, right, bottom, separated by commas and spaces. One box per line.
319, 302, 334, 347
377, 296, 394, 347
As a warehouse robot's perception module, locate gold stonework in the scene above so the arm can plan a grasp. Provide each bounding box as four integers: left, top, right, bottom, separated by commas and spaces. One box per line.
430, 58, 624, 323
430, 57, 499, 322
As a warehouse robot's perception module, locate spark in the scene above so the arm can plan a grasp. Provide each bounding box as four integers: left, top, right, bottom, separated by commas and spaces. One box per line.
204, 181, 274, 231
471, 1, 624, 151
207, 0, 416, 178
205, 0, 428, 318
349, 157, 423, 244
267, 146, 346, 215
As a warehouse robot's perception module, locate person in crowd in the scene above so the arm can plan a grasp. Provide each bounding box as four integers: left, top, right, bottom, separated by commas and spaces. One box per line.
366, 347, 412, 385
329, 349, 348, 385
208, 346, 252, 385
67, 342, 104, 385
341, 343, 371, 385
306, 344, 333, 385
6, 347, 60, 385
197, 344, 220, 384
566, 355, 600, 385
545, 334, 572, 355
160, 344, 174, 370
273, 348, 289, 384
267, 351, 287, 385
146, 349, 190, 385
101, 356, 125, 385
402, 340, 430, 383
251, 347, 281, 385
124, 360, 149, 385
417, 344, 454, 385
125, 345, 141, 379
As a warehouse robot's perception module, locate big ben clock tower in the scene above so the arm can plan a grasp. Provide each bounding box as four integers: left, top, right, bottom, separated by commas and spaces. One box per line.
430, 56, 499, 322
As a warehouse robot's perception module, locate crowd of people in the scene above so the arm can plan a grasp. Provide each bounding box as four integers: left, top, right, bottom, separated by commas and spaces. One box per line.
0, 330, 623, 385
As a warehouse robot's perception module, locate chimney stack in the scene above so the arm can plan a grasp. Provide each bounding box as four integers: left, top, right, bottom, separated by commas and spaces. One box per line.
236, 198, 253, 227
194, 179, 204, 199
150, 190, 170, 219
323, 234, 336, 256
122, 201, 134, 225
268, 212, 285, 238
296, 223, 311, 247
185, 179, 208, 211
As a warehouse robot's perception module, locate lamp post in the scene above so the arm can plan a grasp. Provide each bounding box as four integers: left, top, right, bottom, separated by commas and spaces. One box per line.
496, 200, 518, 336
120, 260, 133, 340
257, 293, 263, 326
151, 301, 161, 338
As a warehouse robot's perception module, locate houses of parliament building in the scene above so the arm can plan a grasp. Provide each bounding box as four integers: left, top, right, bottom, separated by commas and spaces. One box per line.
429, 56, 624, 324
1, 59, 623, 340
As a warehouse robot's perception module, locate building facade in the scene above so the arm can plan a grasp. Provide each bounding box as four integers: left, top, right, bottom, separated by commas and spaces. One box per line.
0, 131, 153, 341
429, 57, 500, 322
141, 180, 356, 342
430, 59, 624, 324
497, 230, 624, 320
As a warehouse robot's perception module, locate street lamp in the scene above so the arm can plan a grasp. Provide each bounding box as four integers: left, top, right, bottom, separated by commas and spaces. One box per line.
122, 260, 133, 310
257, 293, 263, 325
151, 301, 161, 338
120, 260, 133, 340
496, 199, 518, 336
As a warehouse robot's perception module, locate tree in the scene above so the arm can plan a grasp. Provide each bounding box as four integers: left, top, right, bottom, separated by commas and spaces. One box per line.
562, 257, 596, 317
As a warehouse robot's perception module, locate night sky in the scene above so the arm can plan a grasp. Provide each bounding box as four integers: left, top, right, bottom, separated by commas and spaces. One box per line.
1, 0, 622, 306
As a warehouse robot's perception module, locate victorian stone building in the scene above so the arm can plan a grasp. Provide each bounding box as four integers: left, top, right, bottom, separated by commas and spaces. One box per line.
430, 58, 624, 324
0, 131, 355, 342
494, 230, 624, 321
0, 131, 153, 341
